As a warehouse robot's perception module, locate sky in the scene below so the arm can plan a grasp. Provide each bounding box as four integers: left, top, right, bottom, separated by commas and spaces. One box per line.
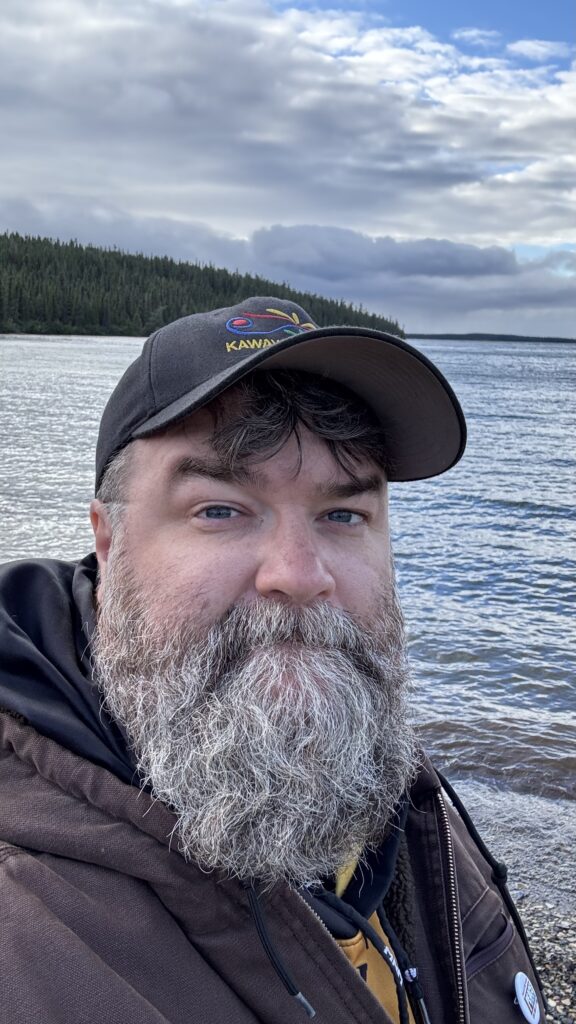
1, 0, 574, 336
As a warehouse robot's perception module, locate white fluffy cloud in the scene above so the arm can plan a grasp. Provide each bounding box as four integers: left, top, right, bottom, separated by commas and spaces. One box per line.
507, 39, 571, 61
451, 28, 501, 48
0, 0, 574, 335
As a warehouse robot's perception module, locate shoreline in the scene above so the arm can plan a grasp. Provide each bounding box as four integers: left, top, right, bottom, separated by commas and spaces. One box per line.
2, 331, 576, 345
407, 333, 576, 344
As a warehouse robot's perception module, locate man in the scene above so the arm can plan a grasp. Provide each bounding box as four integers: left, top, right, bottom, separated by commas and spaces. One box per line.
0, 297, 544, 1024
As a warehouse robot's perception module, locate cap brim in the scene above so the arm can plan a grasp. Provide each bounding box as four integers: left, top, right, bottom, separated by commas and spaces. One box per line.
132, 326, 466, 481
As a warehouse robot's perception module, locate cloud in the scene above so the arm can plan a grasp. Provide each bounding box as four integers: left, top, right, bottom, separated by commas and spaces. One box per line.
249, 225, 520, 279
0, 1, 573, 246
0, 0, 574, 335
451, 28, 501, 48
537, 249, 576, 273
244, 225, 576, 334
0, 197, 248, 268
507, 39, 572, 61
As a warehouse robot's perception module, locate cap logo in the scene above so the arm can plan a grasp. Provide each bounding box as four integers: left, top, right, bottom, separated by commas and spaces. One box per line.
225, 307, 316, 353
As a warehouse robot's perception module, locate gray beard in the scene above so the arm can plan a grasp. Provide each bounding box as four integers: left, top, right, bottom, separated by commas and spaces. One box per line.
92, 538, 418, 888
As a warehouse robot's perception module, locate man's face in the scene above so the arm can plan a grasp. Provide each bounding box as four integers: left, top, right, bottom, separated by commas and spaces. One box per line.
91, 405, 416, 888
95, 408, 393, 630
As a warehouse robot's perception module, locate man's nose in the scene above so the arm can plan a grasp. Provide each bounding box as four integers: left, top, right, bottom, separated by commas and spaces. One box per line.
254, 522, 336, 604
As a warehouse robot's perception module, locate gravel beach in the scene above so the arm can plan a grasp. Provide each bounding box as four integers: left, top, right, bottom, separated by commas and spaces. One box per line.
519, 899, 576, 1024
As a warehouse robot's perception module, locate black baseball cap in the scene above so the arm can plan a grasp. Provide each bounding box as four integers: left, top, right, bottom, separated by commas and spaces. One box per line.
95, 296, 466, 492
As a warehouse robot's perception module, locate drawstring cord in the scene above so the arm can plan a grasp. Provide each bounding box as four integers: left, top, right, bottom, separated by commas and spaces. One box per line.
243, 883, 316, 1018
378, 906, 432, 1024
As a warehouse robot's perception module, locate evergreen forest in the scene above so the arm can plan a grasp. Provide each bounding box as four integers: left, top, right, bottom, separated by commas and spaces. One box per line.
0, 232, 403, 338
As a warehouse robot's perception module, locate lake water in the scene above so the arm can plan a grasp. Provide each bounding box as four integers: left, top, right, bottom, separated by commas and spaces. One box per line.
1, 333, 575, 906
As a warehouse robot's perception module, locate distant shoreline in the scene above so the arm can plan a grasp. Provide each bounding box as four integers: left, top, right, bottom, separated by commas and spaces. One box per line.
407, 333, 575, 344
3, 331, 575, 345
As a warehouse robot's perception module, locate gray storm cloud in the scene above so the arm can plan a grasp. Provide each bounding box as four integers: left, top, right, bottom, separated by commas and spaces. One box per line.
0, 0, 574, 335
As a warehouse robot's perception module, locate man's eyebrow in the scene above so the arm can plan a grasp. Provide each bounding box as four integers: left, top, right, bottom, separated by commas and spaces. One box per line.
168, 457, 383, 497
168, 455, 258, 487
317, 474, 384, 499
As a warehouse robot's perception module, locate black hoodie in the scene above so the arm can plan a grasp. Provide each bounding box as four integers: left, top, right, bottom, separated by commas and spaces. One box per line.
0, 554, 135, 784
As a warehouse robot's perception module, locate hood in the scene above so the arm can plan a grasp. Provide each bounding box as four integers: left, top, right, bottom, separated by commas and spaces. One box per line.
0, 554, 135, 784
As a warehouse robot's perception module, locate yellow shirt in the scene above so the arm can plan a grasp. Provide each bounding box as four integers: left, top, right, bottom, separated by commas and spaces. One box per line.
335, 862, 416, 1024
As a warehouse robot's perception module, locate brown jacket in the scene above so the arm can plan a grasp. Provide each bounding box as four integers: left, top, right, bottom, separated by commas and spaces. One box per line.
0, 709, 545, 1024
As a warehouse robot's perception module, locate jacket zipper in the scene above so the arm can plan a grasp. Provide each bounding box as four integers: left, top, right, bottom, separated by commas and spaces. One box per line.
296, 892, 403, 1024
435, 790, 468, 1024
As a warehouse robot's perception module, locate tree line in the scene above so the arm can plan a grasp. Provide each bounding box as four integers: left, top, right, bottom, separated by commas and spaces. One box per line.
0, 232, 403, 338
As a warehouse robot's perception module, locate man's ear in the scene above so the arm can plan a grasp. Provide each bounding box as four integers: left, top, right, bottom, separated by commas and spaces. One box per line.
90, 500, 113, 592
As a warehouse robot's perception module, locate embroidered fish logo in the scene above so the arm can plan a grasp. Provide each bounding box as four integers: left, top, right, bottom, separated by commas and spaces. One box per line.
226, 308, 316, 338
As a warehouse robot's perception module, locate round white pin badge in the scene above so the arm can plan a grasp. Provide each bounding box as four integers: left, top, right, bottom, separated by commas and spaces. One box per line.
514, 972, 540, 1024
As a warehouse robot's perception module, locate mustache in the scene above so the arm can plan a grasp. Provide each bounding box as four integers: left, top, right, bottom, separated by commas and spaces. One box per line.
165, 596, 406, 687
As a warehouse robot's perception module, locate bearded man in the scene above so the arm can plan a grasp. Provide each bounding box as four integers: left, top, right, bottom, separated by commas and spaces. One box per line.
0, 298, 544, 1024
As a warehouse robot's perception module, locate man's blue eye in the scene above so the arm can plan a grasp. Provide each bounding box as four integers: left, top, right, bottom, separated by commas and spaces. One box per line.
202, 506, 236, 519
327, 510, 361, 524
